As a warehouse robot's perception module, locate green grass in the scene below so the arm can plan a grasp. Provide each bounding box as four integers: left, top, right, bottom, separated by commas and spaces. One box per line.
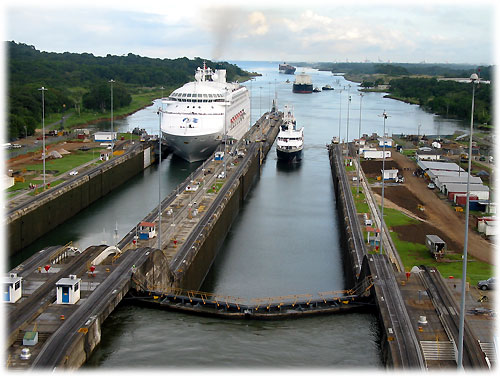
402, 149, 416, 156
345, 164, 356, 172
351, 186, 370, 213
24, 151, 97, 176
207, 182, 224, 194
390, 232, 493, 286
381, 207, 418, 227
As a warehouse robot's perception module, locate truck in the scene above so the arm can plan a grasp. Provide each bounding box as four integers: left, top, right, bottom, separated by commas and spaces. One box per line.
425, 235, 446, 260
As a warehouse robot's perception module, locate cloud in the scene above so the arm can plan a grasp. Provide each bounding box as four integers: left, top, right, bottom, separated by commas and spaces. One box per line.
248, 11, 268, 36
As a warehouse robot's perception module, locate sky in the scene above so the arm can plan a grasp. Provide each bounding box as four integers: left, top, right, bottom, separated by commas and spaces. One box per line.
1, 0, 497, 65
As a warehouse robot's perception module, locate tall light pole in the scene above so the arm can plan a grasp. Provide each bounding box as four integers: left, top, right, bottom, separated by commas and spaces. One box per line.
379, 110, 389, 255
346, 94, 352, 145
357, 93, 364, 194
338, 89, 343, 141
224, 88, 229, 178
109, 79, 115, 156
38, 86, 47, 189
457, 72, 479, 369
157, 108, 162, 251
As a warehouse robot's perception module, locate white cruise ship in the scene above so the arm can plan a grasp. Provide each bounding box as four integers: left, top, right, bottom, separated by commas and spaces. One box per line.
161, 63, 251, 162
276, 105, 304, 162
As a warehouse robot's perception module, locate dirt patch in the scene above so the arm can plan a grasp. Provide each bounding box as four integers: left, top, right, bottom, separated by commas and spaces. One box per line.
7, 141, 102, 171
393, 222, 462, 252
360, 159, 400, 176
373, 185, 427, 219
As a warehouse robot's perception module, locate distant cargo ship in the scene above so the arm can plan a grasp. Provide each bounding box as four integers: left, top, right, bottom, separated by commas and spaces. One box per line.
292, 72, 313, 93
279, 63, 296, 74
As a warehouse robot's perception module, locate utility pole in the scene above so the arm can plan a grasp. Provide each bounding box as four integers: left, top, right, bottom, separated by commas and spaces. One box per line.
109, 79, 115, 156
338, 89, 343, 142
457, 73, 479, 369
379, 110, 389, 255
357, 93, 364, 194
38, 86, 47, 190
157, 108, 162, 251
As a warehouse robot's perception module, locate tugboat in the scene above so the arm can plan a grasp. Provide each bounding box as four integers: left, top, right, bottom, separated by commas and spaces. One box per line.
276, 105, 304, 162
313, 86, 322, 92
322, 84, 334, 90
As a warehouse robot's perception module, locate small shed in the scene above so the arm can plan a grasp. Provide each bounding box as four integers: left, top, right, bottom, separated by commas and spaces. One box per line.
425, 235, 446, 259
56, 275, 81, 304
3, 273, 23, 303
477, 217, 496, 233
365, 226, 380, 245
382, 168, 398, 180
378, 137, 393, 148
214, 151, 224, 161
139, 221, 157, 240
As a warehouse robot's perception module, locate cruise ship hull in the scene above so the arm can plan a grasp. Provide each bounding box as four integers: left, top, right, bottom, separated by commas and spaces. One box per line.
164, 131, 222, 163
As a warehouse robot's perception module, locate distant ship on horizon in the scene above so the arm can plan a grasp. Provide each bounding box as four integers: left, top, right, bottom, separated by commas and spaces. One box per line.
279, 63, 296, 75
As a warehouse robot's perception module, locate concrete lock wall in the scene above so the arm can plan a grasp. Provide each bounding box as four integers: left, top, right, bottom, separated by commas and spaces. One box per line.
178, 179, 244, 291
178, 138, 273, 291
328, 146, 357, 288
8, 149, 148, 256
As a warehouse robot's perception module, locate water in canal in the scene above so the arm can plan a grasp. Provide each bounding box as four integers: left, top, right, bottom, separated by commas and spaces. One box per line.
15, 62, 466, 369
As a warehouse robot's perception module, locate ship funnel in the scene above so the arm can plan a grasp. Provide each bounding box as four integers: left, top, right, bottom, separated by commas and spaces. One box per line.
215, 69, 226, 83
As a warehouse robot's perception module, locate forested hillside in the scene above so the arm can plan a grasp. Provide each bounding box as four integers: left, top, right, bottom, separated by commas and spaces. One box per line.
388, 77, 491, 124
7, 41, 251, 140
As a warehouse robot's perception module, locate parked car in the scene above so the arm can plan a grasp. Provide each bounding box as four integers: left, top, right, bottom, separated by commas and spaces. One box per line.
69, 171, 78, 176
20, 348, 31, 360
477, 277, 495, 291
427, 183, 435, 189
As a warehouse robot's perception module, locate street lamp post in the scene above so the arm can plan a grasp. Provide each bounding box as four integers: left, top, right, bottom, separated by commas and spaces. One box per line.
357, 93, 364, 194
457, 73, 479, 369
38, 86, 47, 189
379, 110, 389, 255
109, 79, 115, 156
338, 89, 343, 142
157, 108, 162, 251
346, 94, 351, 145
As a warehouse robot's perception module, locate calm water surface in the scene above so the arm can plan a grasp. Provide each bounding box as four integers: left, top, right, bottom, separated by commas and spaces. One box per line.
16, 62, 467, 369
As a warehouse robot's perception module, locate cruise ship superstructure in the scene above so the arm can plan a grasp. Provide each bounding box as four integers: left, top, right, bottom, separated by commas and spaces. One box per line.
162, 64, 250, 162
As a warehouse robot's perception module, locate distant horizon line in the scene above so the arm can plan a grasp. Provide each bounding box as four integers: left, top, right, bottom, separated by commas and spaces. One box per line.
6, 41, 491, 67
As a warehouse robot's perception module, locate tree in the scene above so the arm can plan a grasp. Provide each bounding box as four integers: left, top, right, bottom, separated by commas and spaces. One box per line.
82, 81, 131, 112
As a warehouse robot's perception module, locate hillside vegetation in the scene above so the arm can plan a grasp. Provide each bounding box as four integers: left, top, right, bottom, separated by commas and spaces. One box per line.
7, 41, 252, 140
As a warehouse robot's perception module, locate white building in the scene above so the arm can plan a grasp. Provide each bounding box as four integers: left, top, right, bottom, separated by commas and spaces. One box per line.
378, 137, 393, 148
56, 275, 81, 304
3, 274, 22, 303
435, 175, 483, 191
444, 183, 490, 200
382, 168, 399, 180
94, 131, 117, 142
416, 149, 443, 161
363, 150, 391, 159
417, 160, 464, 173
